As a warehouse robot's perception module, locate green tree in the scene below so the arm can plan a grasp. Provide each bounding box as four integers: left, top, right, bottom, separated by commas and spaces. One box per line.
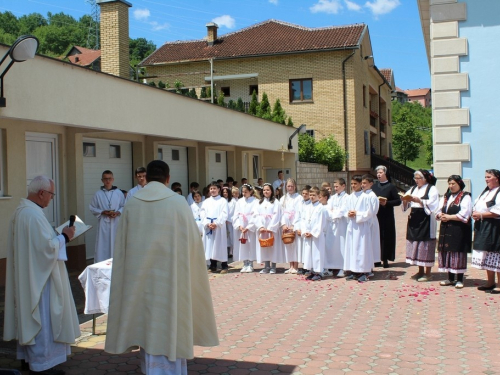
271, 98, 286, 124
200, 87, 207, 99
425, 130, 433, 166
217, 91, 225, 106
287, 117, 294, 127
298, 133, 316, 163
130, 37, 156, 68
236, 97, 245, 112
227, 99, 236, 110
314, 136, 346, 171
257, 92, 271, 120
248, 89, 258, 115
188, 88, 198, 99
0, 11, 20, 35
392, 101, 424, 165
174, 79, 183, 93
18, 13, 47, 34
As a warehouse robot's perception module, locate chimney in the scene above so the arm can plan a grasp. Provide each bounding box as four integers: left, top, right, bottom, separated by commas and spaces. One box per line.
206, 22, 218, 46
97, 0, 132, 78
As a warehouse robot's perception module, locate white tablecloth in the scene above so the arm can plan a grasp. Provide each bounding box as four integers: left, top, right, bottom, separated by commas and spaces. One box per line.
78, 258, 113, 315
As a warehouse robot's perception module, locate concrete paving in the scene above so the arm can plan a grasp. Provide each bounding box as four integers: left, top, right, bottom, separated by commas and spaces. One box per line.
2, 209, 500, 374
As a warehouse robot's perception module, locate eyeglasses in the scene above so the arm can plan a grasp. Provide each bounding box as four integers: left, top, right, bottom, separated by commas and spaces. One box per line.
102, 178, 114, 181
42, 190, 56, 197
414, 177, 423, 180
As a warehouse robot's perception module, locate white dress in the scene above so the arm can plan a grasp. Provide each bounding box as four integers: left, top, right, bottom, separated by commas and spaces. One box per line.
89, 187, 125, 263
343, 191, 376, 273
280, 193, 301, 262
300, 201, 327, 273
201, 195, 229, 262
190, 201, 204, 236
232, 196, 259, 261
365, 189, 381, 263
256, 198, 284, 263
227, 198, 237, 249
325, 191, 349, 269
297, 199, 311, 264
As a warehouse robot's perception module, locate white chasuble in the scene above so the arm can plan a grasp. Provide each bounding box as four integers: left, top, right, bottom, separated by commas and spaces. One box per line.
89, 187, 125, 263
280, 193, 301, 262
300, 202, 327, 272
325, 191, 349, 269
105, 182, 219, 360
232, 197, 259, 261
256, 198, 284, 263
344, 191, 376, 273
201, 196, 229, 262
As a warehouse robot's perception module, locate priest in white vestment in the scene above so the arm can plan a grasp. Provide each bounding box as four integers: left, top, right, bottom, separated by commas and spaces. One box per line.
125, 166, 147, 204
105, 161, 219, 374
89, 170, 125, 263
4, 176, 80, 374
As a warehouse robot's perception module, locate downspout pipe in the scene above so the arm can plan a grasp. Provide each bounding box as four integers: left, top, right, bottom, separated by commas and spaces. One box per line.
342, 50, 356, 172
210, 58, 214, 104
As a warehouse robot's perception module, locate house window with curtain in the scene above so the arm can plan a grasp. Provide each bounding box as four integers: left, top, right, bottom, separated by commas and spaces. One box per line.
110, 145, 121, 158
252, 155, 260, 180
289, 78, 313, 102
83, 142, 96, 157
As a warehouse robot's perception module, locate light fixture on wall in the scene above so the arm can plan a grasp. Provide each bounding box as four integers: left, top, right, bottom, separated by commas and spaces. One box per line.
287, 124, 307, 150
0, 35, 39, 107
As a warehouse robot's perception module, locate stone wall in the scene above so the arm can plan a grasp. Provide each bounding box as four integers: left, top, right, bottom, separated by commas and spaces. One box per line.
296, 161, 348, 188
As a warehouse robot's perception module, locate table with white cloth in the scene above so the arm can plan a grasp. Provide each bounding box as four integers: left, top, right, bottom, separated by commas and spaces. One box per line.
78, 258, 113, 334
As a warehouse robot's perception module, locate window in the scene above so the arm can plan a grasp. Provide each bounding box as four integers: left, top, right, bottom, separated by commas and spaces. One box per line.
221, 87, 230, 97
289, 79, 313, 102
215, 153, 221, 163
83, 142, 96, 157
249, 85, 258, 96
172, 149, 180, 161
252, 155, 260, 180
110, 145, 121, 158
306, 129, 315, 138
364, 131, 369, 155
363, 85, 366, 107
158, 148, 163, 160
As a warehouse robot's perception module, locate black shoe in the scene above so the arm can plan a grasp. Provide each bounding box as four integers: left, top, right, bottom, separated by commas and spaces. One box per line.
306, 273, 314, 280
311, 274, 322, 281
30, 368, 65, 375
374, 262, 382, 268
477, 284, 496, 291
383, 260, 389, 268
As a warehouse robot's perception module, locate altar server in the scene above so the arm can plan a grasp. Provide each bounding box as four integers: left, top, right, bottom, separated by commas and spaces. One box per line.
89, 170, 125, 263
280, 178, 301, 274
201, 182, 229, 274
362, 174, 381, 267
190, 190, 204, 236
297, 185, 312, 275
125, 166, 147, 203
256, 183, 284, 274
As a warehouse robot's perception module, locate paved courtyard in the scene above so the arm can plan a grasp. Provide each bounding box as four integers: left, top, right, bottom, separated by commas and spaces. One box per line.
2, 209, 500, 374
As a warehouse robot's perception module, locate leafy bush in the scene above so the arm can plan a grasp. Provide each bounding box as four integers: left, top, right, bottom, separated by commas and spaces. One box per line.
236, 97, 245, 112
314, 135, 346, 171
298, 133, 316, 163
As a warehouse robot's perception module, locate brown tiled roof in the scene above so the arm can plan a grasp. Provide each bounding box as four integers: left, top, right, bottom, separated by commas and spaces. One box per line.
141, 20, 365, 66
67, 46, 101, 67
379, 68, 392, 83
405, 88, 431, 97
395, 86, 405, 93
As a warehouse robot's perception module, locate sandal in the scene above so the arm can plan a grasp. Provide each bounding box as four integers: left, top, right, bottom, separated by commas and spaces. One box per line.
290, 269, 298, 274
410, 273, 423, 280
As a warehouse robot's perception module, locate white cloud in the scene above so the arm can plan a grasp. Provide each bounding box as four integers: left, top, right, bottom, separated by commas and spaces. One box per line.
133, 8, 150, 21
364, 0, 400, 16
212, 15, 236, 29
269, 0, 278, 4
150, 21, 170, 31
310, 0, 343, 14
345, 0, 362, 11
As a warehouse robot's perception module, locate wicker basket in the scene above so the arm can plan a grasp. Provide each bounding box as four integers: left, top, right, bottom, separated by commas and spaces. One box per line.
239, 232, 247, 244
282, 231, 296, 244
259, 232, 274, 248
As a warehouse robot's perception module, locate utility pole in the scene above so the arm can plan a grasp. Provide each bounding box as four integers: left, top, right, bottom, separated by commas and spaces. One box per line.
86, 0, 100, 50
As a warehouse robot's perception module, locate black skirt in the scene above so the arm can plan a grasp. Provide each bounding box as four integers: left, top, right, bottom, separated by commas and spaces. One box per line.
406, 207, 432, 242
474, 218, 500, 252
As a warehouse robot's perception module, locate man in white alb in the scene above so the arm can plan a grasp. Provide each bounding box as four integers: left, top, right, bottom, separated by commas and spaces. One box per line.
125, 167, 147, 203
4, 176, 80, 375
89, 170, 125, 263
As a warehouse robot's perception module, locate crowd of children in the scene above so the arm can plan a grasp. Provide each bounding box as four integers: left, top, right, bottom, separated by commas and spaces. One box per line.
190, 175, 382, 282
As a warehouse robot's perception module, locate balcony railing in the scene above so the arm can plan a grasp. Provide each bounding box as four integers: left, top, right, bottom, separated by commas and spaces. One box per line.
371, 154, 415, 187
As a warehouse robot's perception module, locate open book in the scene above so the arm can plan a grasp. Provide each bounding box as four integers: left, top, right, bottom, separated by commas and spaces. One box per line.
398, 192, 413, 202
56, 215, 92, 240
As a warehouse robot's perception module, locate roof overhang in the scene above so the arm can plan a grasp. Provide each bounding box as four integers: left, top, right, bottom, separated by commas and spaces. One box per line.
204, 73, 258, 81
417, 0, 431, 68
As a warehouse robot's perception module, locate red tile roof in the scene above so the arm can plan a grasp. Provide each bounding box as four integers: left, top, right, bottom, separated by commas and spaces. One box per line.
67, 46, 101, 67
141, 20, 366, 66
379, 68, 392, 84
405, 88, 431, 97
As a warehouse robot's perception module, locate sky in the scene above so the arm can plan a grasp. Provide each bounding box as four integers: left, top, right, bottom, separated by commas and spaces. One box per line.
0, 0, 430, 90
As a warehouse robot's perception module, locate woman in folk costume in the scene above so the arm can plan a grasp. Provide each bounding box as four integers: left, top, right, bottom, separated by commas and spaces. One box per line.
300, 186, 328, 281
201, 181, 229, 274
233, 184, 259, 273
280, 178, 301, 274
222, 186, 235, 258
435, 175, 472, 289
296, 185, 312, 275
402, 169, 439, 282
326, 178, 349, 277
471, 169, 500, 293
190, 190, 204, 236
371, 166, 401, 268
256, 183, 284, 274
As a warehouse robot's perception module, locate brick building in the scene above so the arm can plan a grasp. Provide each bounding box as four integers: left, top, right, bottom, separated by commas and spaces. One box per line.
140, 20, 394, 176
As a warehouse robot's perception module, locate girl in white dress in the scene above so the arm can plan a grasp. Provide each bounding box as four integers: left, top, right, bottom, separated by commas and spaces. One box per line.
233, 184, 259, 273
190, 190, 204, 236
257, 183, 284, 274
280, 179, 301, 274
222, 187, 235, 258
296, 185, 312, 275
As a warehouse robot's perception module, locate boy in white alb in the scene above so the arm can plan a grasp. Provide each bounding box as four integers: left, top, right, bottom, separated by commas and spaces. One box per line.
301, 187, 327, 281
362, 174, 381, 274
296, 185, 312, 275
326, 178, 349, 277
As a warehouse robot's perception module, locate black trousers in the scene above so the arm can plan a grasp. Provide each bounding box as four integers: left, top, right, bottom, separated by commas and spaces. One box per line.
210, 259, 228, 270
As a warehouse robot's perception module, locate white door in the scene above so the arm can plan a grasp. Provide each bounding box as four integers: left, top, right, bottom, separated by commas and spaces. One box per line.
208, 150, 227, 182
83, 138, 133, 259
158, 145, 188, 195
26, 133, 59, 226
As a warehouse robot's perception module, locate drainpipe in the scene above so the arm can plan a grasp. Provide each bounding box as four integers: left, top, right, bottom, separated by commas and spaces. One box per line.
210, 58, 214, 104
342, 50, 356, 173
